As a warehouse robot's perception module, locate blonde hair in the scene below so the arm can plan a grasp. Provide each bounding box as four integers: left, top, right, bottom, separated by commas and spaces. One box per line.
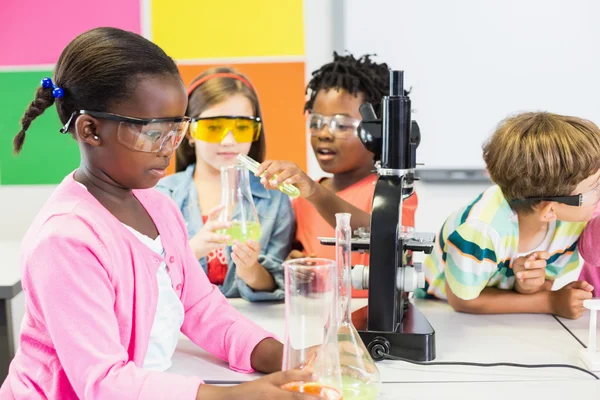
176, 67, 266, 172
483, 112, 600, 213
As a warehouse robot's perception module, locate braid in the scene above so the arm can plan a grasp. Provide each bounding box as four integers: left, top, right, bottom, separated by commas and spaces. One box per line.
12, 27, 180, 156
13, 86, 56, 154
304, 52, 391, 116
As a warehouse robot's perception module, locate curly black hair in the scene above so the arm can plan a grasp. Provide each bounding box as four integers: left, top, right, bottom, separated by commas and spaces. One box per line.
304, 52, 391, 117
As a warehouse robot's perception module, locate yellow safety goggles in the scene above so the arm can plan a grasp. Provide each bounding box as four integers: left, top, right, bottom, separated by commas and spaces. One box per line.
189, 116, 261, 143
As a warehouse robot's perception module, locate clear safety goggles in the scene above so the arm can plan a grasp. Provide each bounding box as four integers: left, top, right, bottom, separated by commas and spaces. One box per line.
61, 110, 191, 153
307, 112, 362, 140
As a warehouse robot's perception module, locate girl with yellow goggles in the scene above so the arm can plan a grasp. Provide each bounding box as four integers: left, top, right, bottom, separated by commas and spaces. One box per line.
155, 67, 293, 303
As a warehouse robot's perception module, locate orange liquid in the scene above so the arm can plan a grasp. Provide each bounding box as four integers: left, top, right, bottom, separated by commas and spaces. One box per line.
282, 382, 343, 400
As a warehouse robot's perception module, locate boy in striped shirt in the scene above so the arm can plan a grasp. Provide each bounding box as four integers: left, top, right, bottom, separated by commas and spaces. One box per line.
419, 112, 600, 319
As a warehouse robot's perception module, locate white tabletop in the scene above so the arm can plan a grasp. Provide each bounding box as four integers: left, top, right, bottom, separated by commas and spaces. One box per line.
169, 298, 597, 384
377, 380, 599, 399
0, 241, 22, 298
557, 310, 600, 349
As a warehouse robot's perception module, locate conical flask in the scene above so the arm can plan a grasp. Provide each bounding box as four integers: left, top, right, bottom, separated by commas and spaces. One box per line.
335, 213, 381, 399
218, 164, 261, 246
281, 258, 343, 400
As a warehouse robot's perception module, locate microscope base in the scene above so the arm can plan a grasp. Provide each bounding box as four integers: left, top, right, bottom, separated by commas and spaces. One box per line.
355, 302, 436, 362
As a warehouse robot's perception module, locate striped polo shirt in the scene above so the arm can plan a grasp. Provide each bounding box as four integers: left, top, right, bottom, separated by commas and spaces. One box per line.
418, 185, 585, 300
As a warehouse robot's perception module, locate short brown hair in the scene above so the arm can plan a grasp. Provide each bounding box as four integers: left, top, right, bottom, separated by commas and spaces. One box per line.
483, 112, 600, 213
176, 67, 266, 172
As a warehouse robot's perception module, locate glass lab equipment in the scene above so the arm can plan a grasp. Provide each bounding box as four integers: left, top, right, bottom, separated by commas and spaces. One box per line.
218, 165, 261, 246
281, 258, 343, 400
236, 153, 301, 198
335, 213, 381, 399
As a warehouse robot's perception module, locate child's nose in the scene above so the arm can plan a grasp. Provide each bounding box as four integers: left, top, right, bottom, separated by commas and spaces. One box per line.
316, 124, 335, 141
221, 130, 237, 145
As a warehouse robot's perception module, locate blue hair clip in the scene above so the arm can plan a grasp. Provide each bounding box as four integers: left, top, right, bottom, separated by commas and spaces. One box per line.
41, 77, 64, 99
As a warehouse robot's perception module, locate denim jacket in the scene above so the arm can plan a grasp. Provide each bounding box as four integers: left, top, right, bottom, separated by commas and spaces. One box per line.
155, 164, 294, 301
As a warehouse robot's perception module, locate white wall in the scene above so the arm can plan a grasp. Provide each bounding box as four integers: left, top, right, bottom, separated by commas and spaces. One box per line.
0, 185, 56, 241
343, 0, 600, 171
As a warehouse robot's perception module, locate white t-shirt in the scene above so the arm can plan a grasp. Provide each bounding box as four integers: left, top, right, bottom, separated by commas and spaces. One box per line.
124, 225, 185, 371
516, 220, 556, 258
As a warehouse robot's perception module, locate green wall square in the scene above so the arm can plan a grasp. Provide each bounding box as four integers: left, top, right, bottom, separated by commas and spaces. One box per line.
0, 70, 80, 185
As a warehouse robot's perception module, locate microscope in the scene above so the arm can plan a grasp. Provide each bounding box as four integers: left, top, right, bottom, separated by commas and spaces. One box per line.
320, 70, 436, 362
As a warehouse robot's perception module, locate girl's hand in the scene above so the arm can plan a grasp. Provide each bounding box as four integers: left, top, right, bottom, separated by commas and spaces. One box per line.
232, 239, 261, 278
189, 205, 231, 259
196, 369, 321, 400
256, 160, 319, 199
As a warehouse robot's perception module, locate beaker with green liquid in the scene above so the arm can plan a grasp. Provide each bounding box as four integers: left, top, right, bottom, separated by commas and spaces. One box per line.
217, 165, 261, 245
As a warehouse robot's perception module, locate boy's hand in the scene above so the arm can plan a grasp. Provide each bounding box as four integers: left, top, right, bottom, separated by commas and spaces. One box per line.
550, 280, 594, 319
256, 160, 319, 199
512, 251, 549, 294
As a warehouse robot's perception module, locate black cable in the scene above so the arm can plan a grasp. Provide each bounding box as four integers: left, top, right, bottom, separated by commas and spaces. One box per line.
553, 314, 587, 349
377, 352, 599, 380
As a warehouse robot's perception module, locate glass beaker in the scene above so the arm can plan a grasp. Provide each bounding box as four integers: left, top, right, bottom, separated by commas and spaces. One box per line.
281, 258, 343, 400
335, 213, 381, 399
218, 164, 261, 246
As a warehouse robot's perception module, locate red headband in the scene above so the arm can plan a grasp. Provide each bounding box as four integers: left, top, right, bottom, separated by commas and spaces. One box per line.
187, 72, 254, 95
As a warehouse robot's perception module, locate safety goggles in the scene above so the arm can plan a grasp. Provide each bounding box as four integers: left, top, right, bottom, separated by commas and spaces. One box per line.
189, 116, 261, 143
513, 180, 600, 207
61, 110, 191, 153
307, 113, 362, 140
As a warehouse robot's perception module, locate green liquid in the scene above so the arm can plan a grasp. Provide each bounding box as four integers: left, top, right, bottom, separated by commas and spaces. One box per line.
262, 173, 300, 199
341, 376, 379, 400
218, 221, 262, 246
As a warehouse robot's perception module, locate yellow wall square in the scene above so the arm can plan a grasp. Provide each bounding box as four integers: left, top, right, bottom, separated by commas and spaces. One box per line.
152, 0, 304, 59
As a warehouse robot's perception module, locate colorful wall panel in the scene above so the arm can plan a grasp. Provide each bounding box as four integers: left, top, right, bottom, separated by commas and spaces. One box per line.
152, 0, 304, 59
0, 0, 306, 185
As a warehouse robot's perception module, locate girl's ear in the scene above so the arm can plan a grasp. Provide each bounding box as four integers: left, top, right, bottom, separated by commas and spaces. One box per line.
75, 115, 102, 147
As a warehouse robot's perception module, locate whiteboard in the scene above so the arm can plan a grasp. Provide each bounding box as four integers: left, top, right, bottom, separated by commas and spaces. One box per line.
344, 0, 600, 170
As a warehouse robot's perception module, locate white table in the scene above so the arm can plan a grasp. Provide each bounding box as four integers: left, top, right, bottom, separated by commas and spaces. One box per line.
169, 298, 598, 393
557, 312, 600, 349
377, 380, 599, 399
0, 242, 21, 380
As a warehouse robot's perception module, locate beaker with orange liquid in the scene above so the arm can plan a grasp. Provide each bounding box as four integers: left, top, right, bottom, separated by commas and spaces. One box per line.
281, 258, 343, 400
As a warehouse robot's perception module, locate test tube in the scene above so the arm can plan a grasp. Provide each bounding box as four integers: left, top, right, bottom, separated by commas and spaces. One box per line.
236, 154, 301, 199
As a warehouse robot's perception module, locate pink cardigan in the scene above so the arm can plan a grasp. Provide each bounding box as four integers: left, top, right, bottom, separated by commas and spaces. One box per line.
0, 173, 274, 399
578, 215, 600, 297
